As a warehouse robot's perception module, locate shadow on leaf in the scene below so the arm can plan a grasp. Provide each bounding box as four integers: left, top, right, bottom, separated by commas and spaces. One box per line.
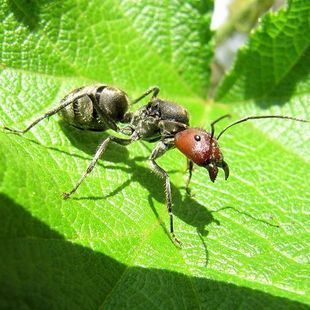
0, 194, 308, 309
72, 160, 220, 240
8, 0, 40, 31
252, 47, 310, 108
59, 121, 130, 164
59, 121, 219, 236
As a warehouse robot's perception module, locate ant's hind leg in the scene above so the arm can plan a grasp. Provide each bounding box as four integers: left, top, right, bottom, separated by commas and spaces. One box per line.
3, 98, 76, 134
63, 136, 132, 199
88, 94, 119, 132
131, 86, 160, 104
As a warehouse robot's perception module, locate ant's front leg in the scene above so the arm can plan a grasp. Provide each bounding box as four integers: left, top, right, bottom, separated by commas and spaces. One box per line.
63, 135, 133, 199
149, 140, 181, 246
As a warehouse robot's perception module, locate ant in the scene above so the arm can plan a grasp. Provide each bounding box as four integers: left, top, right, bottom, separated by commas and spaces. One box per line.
3, 84, 308, 245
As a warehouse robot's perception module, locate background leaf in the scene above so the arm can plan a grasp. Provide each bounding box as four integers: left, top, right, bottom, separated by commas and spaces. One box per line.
0, 0, 309, 309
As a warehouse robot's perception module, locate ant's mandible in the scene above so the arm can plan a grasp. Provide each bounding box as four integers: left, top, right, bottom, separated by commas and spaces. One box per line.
3, 84, 308, 245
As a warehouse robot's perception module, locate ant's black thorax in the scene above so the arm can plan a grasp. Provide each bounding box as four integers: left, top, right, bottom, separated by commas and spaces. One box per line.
124, 98, 189, 142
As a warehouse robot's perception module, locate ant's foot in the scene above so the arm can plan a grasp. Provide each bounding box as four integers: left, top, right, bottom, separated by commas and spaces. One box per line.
62, 192, 71, 200
185, 187, 195, 197
2, 126, 24, 134
171, 233, 182, 248
185, 187, 192, 196
186, 187, 191, 195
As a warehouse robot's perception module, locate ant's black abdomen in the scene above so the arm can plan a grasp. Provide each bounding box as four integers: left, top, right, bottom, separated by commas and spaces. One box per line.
60, 84, 129, 131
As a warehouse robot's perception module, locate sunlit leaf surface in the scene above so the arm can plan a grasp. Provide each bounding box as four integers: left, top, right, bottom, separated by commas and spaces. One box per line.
0, 0, 309, 308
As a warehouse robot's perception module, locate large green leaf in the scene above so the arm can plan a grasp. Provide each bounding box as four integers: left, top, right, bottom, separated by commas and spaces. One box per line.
0, 0, 309, 309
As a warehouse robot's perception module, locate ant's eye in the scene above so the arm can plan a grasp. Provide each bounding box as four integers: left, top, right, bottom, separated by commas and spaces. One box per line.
194, 135, 201, 141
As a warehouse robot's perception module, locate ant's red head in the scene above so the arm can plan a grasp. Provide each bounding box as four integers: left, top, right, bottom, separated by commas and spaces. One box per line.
175, 128, 229, 182
174, 114, 307, 183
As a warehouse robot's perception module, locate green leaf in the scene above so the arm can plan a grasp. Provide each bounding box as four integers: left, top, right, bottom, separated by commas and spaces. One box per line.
215, 0, 309, 103
0, 0, 309, 309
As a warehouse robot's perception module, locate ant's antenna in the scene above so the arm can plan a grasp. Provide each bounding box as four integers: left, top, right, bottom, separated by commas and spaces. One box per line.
210, 114, 231, 140
217, 115, 308, 140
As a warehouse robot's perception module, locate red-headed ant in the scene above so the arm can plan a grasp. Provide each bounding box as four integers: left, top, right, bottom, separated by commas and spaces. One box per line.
3, 85, 308, 245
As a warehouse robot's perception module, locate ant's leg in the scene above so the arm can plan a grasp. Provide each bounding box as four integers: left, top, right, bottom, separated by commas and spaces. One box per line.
185, 160, 194, 195
63, 136, 132, 199
131, 86, 160, 104
88, 94, 119, 132
3, 97, 81, 134
149, 141, 181, 246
